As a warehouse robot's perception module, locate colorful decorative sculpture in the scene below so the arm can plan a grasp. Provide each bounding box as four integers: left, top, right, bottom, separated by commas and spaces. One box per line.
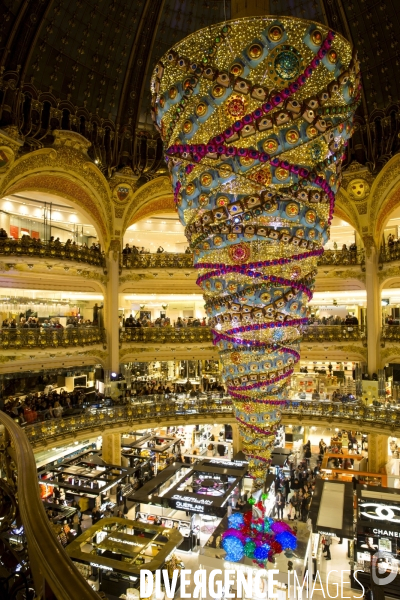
221, 500, 297, 567
151, 17, 360, 484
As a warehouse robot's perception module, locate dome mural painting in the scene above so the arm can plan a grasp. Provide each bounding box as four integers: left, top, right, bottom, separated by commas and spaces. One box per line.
151, 16, 360, 486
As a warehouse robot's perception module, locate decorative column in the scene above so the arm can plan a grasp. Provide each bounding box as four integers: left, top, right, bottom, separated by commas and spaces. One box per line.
105, 243, 121, 374
368, 433, 388, 474
232, 422, 243, 456
363, 236, 381, 376
102, 433, 122, 465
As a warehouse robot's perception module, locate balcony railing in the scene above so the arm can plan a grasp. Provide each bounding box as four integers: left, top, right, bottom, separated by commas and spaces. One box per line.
23, 398, 400, 446
121, 249, 364, 270
302, 325, 365, 343
0, 238, 106, 267
0, 326, 106, 350
3, 396, 397, 599
381, 326, 400, 343
317, 248, 364, 266
121, 325, 364, 344
380, 246, 400, 263
122, 252, 193, 269
120, 326, 213, 343
0, 411, 98, 600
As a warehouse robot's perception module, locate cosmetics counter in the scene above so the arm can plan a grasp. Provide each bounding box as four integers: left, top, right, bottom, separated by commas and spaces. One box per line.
39, 451, 135, 516
120, 433, 182, 473
128, 460, 248, 552
352, 485, 400, 598
66, 517, 183, 597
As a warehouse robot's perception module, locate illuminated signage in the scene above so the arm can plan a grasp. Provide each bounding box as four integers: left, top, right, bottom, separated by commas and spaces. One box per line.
90, 562, 113, 572
373, 528, 400, 538
209, 459, 248, 467
108, 537, 143, 547
171, 494, 213, 506
360, 503, 400, 523
175, 501, 204, 513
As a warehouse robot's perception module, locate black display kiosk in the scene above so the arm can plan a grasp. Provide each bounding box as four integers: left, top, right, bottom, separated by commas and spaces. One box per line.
353, 485, 400, 598
128, 460, 247, 551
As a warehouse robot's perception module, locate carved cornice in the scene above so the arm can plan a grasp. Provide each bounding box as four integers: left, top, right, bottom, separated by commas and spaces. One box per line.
330, 344, 367, 358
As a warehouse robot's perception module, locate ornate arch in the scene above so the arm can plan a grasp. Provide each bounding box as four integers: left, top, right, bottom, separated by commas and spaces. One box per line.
0, 131, 113, 248
368, 154, 400, 242
334, 188, 363, 237
122, 176, 174, 233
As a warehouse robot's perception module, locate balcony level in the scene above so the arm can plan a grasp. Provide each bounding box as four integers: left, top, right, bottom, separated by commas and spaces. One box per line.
119, 325, 367, 362
24, 398, 400, 452
0, 327, 107, 374
119, 248, 366, 294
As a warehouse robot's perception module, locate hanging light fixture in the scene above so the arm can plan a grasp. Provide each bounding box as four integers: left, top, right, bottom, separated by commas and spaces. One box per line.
152, 16, 360, 486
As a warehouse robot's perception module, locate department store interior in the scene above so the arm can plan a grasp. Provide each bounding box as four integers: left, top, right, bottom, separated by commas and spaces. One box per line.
2, 1, 400, 599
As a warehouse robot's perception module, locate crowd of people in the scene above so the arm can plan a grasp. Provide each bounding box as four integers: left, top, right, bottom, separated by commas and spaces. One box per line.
4, 388, 91, 424
308, 313, 359, 326
121, 243, 193, 264
273, 454, 315, 524
0, 232, 103, 254
1, 315, 95, 330
323, 242, 358, 261
132, 378, 225, 398
122, 315, 209, 328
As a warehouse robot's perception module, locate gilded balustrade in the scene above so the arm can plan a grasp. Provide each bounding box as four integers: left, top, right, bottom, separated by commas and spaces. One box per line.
24, 398, 400, 447
0, 238, 106, 267
380, 246, 400, 263
381, 326, 400, 343
120, 325, 363, 344
302, 324, 365, 343
0, 327, 106, 350
120, 326, 213, 344
121, 252, 193, 269
318, 249, 364, 266
121, 250, 364, 269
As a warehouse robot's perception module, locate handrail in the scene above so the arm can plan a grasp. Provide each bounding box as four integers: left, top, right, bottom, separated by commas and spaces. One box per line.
302, 324, 365, 342
121, 252, 193, 269
24, 398, 400, 446
380, 246, 400, 263
317, 248, 364, 266
0, 326, 106, 349
381, 325, 400, 342
121, 249, 365, 269
0, 238, 106, 268
0, 411, 99, 600
120, 326, 212, 343
120, 325, 364, 344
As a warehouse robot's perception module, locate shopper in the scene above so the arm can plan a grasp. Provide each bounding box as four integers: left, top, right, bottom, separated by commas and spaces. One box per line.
323, 535, 332, 560
275, 492, 284, 519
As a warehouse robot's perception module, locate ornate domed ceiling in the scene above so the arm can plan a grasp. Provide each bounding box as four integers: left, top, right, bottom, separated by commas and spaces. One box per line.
1, 0, 400, 178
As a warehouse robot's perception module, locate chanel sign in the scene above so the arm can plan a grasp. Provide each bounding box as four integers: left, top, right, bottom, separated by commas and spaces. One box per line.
360, 502, 400, 524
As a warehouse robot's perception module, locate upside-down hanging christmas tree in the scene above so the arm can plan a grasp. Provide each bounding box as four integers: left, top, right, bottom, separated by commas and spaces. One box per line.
151, 16, 359, 486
